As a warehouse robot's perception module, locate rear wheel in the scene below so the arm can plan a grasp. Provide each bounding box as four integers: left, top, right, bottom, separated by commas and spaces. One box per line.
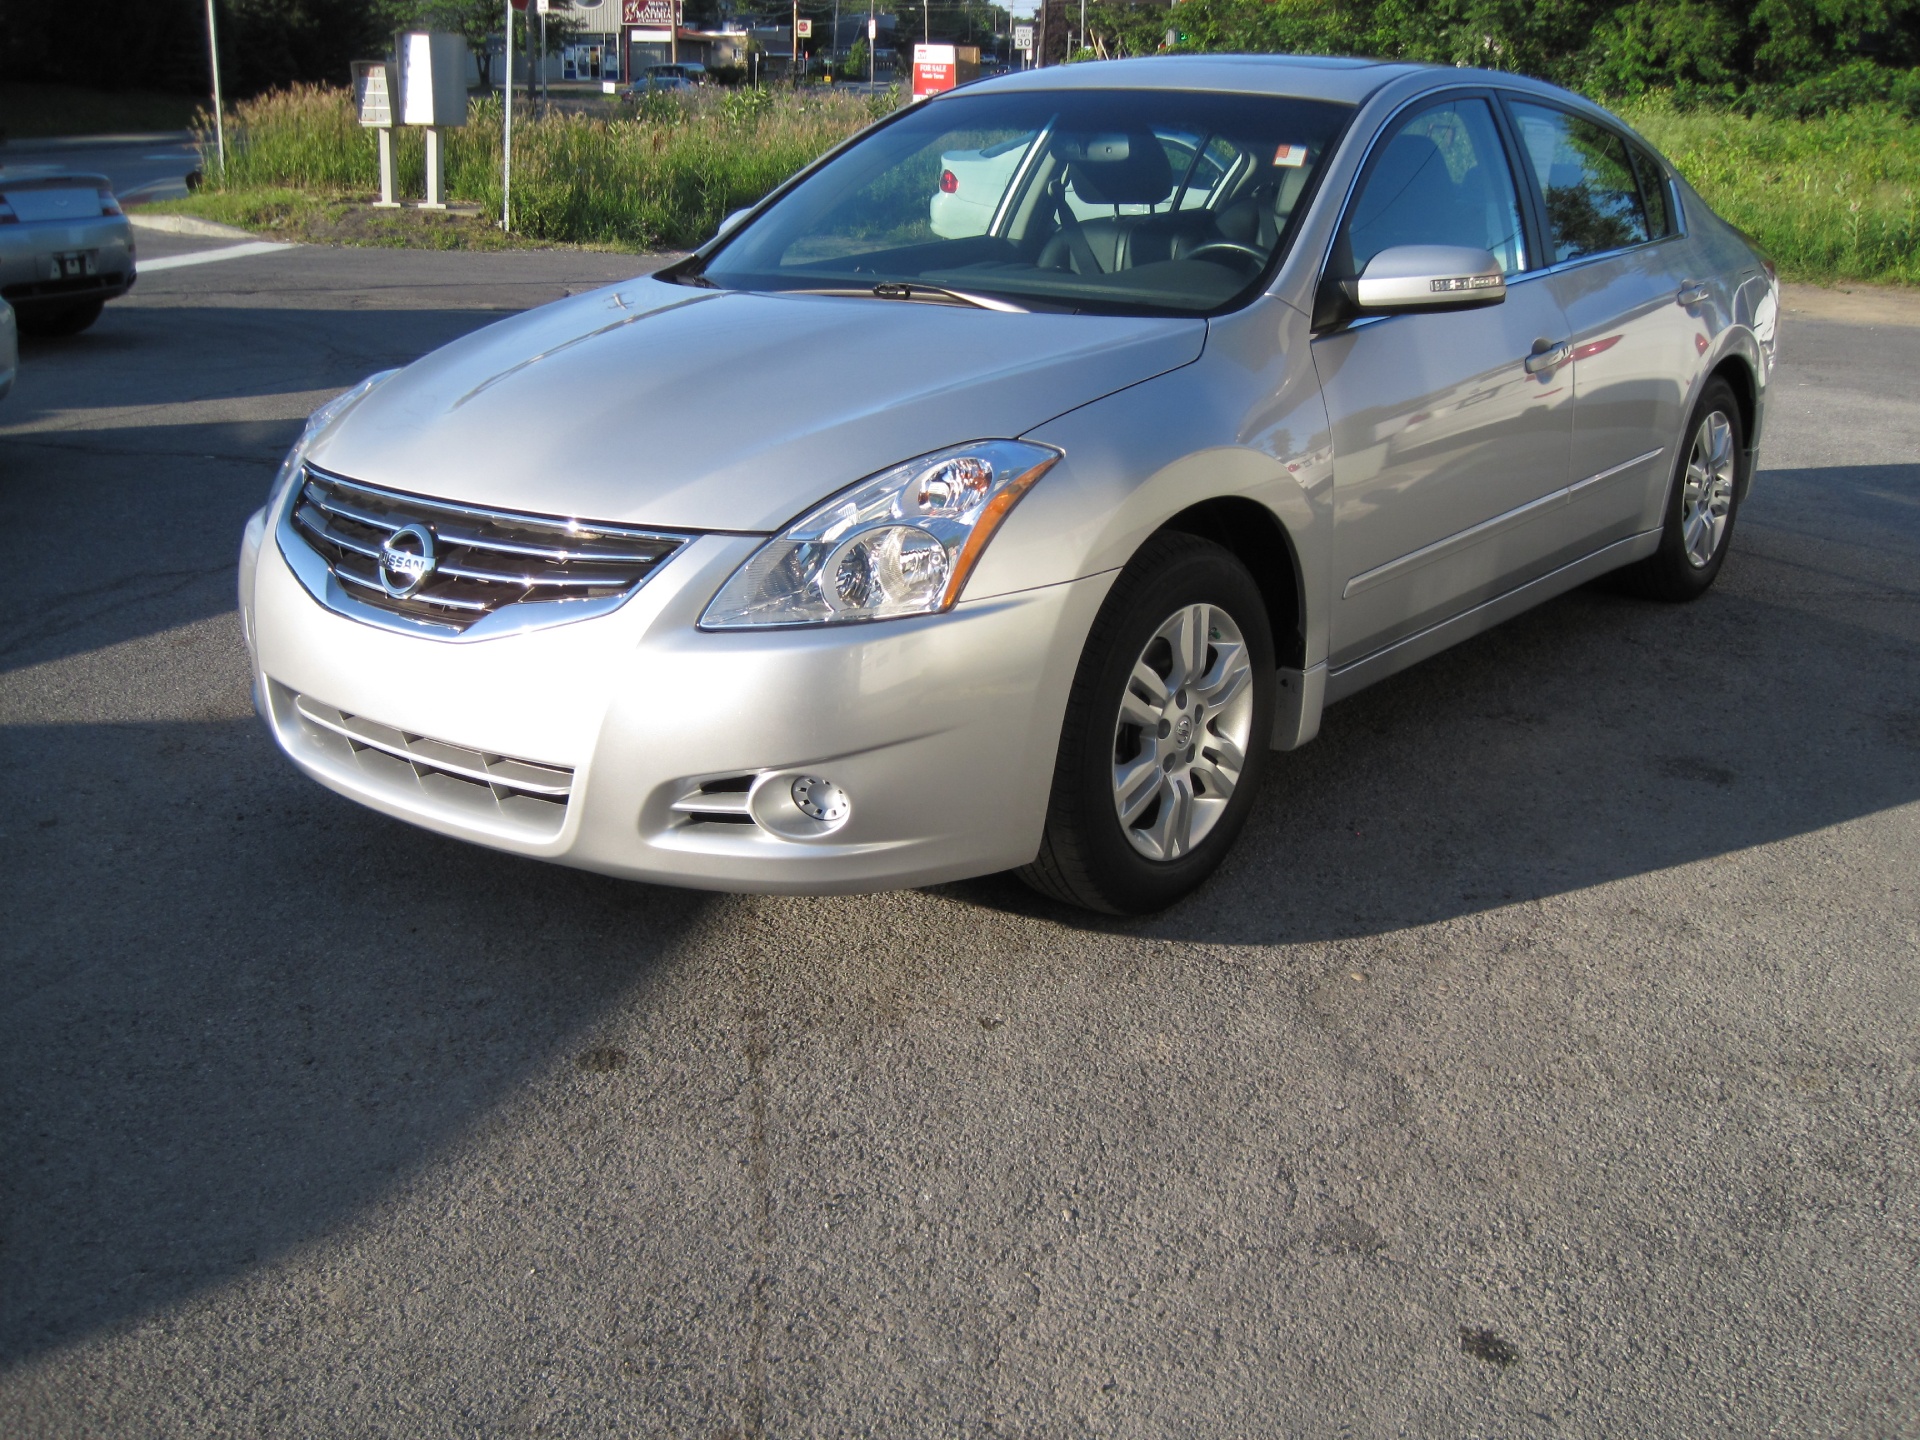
1020, 532, 1274, 914
1613, 377, 1744, 601
16, 299, 104, 338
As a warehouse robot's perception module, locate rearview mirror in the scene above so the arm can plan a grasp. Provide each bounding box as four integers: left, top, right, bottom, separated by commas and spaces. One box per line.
1314, 245, 1506, 330
715, 207, 751, 240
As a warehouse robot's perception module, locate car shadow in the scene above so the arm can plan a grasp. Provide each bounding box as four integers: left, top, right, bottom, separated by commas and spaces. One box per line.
937, 463, 1920, 943
0, 306, 547, 675
0, 712, 715, 1370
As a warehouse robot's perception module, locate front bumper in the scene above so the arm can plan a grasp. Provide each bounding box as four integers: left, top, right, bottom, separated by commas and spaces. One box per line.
242, 510, 1111, 893
0, 216, 136, 310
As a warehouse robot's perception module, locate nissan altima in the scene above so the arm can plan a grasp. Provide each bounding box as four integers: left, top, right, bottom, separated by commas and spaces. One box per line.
239, 55, 1776, 913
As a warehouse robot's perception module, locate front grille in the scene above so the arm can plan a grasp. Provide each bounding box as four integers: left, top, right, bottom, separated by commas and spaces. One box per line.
288, 466, 686, 636
288, 690, 573, 840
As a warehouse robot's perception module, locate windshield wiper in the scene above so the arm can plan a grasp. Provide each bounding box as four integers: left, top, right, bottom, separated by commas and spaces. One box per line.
870, 282, 1028, 313
758, 282, 1029, 313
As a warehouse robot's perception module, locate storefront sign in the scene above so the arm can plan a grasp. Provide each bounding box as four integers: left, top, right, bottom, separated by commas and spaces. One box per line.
622, 0, 676, 26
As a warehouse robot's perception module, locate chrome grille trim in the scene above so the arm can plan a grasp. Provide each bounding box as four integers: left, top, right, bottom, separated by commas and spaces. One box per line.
275, 685, 574, 842
277, 465, 692, 641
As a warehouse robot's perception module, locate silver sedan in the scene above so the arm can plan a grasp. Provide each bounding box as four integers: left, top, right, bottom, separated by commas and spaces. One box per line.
240, 56, 1775, 913
0, 168, 137, 336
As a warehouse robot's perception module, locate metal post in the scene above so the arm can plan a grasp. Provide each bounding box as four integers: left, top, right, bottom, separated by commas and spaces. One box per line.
671, 0, 679, 65
539, 9, 547, 110
374, 128, 398, 207
503, 0, 514, 231
833, 0, 840, 71
791, 0, 798, 81
204, 0, 226, 173
868, 3, 874, 86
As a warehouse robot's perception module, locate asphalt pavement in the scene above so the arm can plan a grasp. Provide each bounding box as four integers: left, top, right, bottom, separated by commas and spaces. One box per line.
1, 244, 1916, 1437
0, 133, 202, 207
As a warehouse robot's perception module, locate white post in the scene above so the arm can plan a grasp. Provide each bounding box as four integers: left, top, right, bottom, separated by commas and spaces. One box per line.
374, 127, 398, 207
423, 128, 446, 208
539, 10, 548, 109
204, 0, 227, 173
503, 0, 514, 231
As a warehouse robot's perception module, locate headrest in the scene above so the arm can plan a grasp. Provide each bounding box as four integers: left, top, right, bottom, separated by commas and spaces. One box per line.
1065, 132, 1173, 207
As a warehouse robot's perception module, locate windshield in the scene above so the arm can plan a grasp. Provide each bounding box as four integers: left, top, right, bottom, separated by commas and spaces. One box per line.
686, 88, 1353, 316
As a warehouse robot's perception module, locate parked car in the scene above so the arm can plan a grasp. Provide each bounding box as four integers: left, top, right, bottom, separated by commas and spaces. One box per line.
0, 298, 16, 400
623, 71, 695, 98
0, 169, 136, 336
241, 56, 1776, 913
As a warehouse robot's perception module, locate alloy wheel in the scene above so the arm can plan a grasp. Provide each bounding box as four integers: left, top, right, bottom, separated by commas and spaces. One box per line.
1681, 410, 1736, 568
1110, 603, 1256, 861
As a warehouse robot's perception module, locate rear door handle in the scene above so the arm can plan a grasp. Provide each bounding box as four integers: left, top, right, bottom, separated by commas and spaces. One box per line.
1524, 339, 1570, 374
1676, 281, 1711, 306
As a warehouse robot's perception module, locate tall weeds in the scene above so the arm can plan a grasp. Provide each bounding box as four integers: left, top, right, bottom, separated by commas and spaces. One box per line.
200, 83, 1920, 283
200, 84, 890, 250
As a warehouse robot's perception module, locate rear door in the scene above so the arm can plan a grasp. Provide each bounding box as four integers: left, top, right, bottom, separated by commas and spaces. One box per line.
1313, 94, 1576, 669
1504, 99, 1702, 546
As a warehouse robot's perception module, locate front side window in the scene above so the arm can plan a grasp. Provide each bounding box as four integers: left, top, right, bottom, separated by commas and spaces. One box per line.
1508, 102, 1652, 262
1332, 97, 1528, 279
689, 89, 1352, 316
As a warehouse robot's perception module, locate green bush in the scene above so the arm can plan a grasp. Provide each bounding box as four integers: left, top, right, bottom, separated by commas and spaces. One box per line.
1618, 97, 1920, 284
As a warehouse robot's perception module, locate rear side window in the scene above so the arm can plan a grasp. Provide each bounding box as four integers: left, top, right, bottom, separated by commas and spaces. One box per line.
1334, 97, 1529, 278
1508, 102, 1651, 261
1630, 144, 1674, 238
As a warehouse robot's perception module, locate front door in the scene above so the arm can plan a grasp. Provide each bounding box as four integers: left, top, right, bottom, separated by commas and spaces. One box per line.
1313, 95, 1575, 669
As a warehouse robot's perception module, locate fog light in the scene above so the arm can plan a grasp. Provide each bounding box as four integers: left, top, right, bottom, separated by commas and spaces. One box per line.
790, 776, 849, 823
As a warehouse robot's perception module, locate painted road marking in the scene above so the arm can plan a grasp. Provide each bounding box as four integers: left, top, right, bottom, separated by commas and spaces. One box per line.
139, 241, 294, 272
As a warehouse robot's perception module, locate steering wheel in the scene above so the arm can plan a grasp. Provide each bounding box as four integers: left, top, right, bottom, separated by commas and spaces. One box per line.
1184, 240, 1267, 271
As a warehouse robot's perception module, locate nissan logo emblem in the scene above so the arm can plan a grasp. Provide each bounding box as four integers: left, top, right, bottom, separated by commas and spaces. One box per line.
378, 523, 437, 598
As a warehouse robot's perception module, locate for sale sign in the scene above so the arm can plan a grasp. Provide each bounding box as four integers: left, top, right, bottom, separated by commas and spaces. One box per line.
912, 42, 957, 98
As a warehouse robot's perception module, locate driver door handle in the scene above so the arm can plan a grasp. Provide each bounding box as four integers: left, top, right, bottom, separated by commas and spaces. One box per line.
1676, 280, 1712, 306
1524, 339, 1570, 374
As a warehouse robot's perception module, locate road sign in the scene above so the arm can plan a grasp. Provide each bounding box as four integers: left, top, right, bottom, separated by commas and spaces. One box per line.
796, 17, 812, 36
1013, 24, 1033, 50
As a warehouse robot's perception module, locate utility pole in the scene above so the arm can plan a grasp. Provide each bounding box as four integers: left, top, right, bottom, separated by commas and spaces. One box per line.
539, 5, 547, 111
791, 0, 798, 81
204, 0, 226, 172
503, 0, 514, 231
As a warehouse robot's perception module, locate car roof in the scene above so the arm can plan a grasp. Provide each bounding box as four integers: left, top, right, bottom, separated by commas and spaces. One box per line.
952, 54, 1602, 110
956, 54, 1426, 105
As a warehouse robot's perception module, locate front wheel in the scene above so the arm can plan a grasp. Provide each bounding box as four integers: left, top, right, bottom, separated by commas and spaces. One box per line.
1020, 532, 1275, 915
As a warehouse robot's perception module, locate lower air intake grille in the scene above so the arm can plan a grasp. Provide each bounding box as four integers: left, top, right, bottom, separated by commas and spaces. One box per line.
288, 690, 573, 840
286, 465, 686, 636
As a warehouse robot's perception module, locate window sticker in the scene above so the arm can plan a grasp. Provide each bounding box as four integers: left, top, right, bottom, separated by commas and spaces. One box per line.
1274, 143, 1309, 168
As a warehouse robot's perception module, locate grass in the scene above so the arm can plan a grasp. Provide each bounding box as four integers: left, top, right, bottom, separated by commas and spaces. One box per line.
1616, 98, 1920, 287
189, 84, 891, 252
176, 81, 1919, 285
1, 82, 202, 139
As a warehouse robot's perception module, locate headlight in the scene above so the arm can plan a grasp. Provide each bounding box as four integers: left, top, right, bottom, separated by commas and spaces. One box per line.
700, 440, 1060, 629
265, 369, 399, 516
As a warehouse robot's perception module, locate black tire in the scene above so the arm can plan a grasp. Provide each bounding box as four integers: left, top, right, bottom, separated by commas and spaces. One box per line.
1611, 377, 1745, 601
1020, 531, 1275, 915
16, 299, 105, 338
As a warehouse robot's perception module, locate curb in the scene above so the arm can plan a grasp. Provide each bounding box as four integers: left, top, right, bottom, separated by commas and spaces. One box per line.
130, 213, 255, 241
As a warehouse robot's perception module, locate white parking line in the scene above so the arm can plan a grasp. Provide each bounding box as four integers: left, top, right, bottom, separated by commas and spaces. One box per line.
139, 240, 294, 272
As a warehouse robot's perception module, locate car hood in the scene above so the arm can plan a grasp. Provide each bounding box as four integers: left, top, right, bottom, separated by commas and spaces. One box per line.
307, 276, 1207, 532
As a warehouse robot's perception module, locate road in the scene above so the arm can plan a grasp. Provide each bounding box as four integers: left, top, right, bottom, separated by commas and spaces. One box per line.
1, 242, 1916, 1437
0, 133, 202, 207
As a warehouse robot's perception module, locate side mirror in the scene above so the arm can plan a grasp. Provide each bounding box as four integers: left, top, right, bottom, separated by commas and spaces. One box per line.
1314, 245, 1506, 331
715, 207, 752, 240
